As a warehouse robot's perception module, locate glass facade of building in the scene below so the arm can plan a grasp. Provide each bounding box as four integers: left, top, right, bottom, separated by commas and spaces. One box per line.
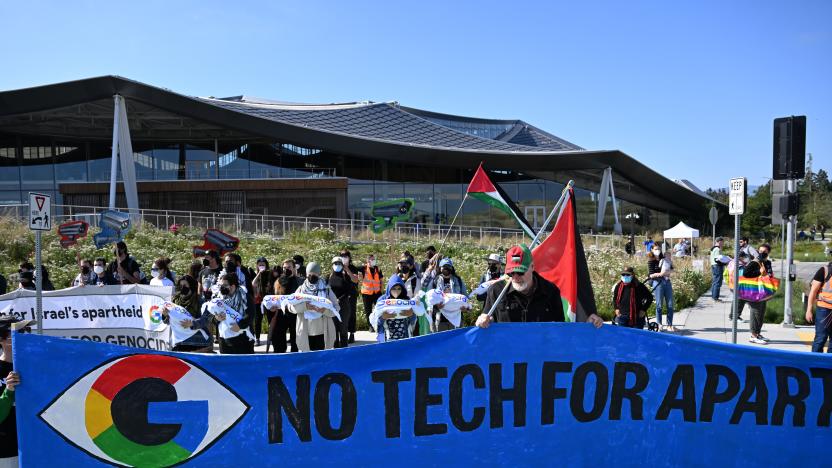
0, 130, 670, 231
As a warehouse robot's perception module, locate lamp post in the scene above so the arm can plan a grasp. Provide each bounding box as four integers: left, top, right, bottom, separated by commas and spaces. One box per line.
625, 212, 640, 256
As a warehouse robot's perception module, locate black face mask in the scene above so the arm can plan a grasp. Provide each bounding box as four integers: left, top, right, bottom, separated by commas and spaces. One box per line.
203, 258, 211, 267
282, 269, 292, 277
180, 286, 191, 296
81, 266, 90, 275
441, 270, 451, 278
225, 262, 236, 272
759, 252, 769, 260
219, 286, 231, 296
399, 265, 410, 274
488, 264, 498, 272
308, 275, 319, 284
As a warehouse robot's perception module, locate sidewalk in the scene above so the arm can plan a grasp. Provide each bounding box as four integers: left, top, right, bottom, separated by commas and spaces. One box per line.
671, 288, 816, 352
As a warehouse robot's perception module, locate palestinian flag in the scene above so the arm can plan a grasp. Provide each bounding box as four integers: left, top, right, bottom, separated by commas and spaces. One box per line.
466, 164, 536, 238
531, 186, 597, 322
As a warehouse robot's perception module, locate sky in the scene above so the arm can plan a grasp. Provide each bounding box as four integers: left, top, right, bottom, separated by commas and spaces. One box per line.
0, 0, 830, 191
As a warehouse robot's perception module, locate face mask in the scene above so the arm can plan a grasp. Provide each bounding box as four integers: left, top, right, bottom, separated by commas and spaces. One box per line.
308, 275, 319, 284
282, 269, 292, 277
652, 250, 661, 256
81, 266, 90, 275
759, 252, 769, 260
225, 262, 236, 272
219, 286, 231, 296
441, 270, 451, 278
622, 275, 633, 284
258, 265, 266, 272
180, 286, 191, 296
369, 259, 376, 267
94, 265, 104, 275
333, 265, 343, 273
399, 265, 409, 274
341, 256, 350, 265
203, 258, 211, 267
151, 268, 161, 279
391, 288, 402, 298
489, 263, 498, 272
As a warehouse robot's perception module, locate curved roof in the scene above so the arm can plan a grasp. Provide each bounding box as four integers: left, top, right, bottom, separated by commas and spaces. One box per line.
0, 75, 715, 217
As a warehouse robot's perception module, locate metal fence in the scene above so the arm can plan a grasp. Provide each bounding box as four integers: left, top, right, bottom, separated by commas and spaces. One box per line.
0, 203, 625, 248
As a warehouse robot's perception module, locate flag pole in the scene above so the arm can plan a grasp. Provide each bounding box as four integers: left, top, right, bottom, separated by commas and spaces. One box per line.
436, 193, 469, 254
485, 181, 574, 318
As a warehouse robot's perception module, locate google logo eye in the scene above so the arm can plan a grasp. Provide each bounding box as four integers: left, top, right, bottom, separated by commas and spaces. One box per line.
40, 354, 249, 467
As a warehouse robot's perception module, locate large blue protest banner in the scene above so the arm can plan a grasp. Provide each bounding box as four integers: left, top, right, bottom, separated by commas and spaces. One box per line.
13, 324, 831, 466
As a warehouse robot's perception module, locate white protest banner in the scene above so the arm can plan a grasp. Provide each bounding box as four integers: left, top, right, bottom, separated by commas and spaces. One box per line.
0, 284, 173, 350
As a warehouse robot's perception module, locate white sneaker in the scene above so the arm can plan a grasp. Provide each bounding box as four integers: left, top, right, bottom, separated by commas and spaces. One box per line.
757, 335, 770, 342
749, 336, 767, 345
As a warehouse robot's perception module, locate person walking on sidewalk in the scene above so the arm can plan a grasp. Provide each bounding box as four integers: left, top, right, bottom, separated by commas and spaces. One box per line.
709, 237, 731, 302
806, 251, 832, 353
647, 245, 676, 332
737, 243, 773, 345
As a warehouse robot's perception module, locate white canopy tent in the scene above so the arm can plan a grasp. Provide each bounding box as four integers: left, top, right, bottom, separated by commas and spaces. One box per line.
663, 222, 700, 257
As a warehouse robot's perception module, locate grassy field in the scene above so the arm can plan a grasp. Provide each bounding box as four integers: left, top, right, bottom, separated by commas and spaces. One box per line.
764, 280, 808, 325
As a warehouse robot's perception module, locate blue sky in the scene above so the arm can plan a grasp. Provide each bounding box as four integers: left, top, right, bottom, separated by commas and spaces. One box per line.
1, 0, 829, 191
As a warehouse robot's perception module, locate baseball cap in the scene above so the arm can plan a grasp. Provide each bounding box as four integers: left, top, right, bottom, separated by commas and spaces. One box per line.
486, 253, 504, 264
331, 256, 343, 264
715, 237, 724, 242
621, 266, 635, 275
505, 244, 532, 274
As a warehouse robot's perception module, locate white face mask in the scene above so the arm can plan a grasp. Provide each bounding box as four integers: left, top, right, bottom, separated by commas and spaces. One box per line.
652, 250, 661, 256
369, 259, 376, 267
151, 269, 162, 279
333, 265, 343, 273
258, 265, 266, 272
94, 266, 104, 275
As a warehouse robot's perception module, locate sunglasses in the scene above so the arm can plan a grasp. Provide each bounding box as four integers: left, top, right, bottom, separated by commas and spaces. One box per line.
621, 274, 633, 277
508, 271, 526, 277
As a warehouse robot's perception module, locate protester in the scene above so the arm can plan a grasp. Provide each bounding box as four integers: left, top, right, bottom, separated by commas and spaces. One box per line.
738, 237, 758, 265
198, 250, 222, 302
402, 250, 418, 276
647, 245, 675, 332
167, 275, 213, 353
420, 245, 437, 275
17, 271, 35, 291
150, 258, 175, 287
805, 250, 832, 353
0, 316, 33, 466
359, 253, 383, 332
93, 258, 107, 286
72, 258, 98, 287
373, 276, 417, 342
737, 243, 773, 345
293, 254, 306, 278
106, 241, 142, 285
397, 256, 421, 299
709, 237, 731, 302
424, 257, 468, 331
612, 267, 653, 328
250, 257, 271, 347
0, 273, 5, 295
477, 244, 604, 328
340, 250, 361, 343
644, 236, 655, 253
216, 274, 253, 354
476, 253, 504, 301
270, 258, 300, 353
188, 261, 203, 284
292, 261, 339, 351
326, 256, 354, 348
821, 224, 827, 241
222, 253, 248, 291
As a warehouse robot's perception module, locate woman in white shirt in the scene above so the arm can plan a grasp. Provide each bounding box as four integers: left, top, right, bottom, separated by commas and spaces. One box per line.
150, 257, 176, 287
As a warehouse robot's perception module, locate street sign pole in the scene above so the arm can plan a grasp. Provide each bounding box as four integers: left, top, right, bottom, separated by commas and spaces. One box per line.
728, 178, 746, 344
783, 178, 796, 327
28, 192, 51, 335
35, 230, 43, 335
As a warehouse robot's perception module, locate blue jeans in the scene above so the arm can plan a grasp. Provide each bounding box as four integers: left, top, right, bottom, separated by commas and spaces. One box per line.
711, 264, 724, 299
654, 280, 674, 325
615, 314, 645, 329
812, 306, 832, 353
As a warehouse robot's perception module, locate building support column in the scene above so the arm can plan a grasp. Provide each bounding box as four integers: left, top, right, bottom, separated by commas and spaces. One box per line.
107, 94, 140, 221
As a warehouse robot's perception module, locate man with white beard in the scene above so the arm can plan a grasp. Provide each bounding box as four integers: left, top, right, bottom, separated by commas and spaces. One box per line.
476, 244, 604, 328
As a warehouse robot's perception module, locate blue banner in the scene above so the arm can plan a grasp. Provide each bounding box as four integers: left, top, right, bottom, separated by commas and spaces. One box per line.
13, 324, 831, 466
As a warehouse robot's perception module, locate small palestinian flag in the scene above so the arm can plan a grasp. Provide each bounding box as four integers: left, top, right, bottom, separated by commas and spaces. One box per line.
531, 186, 597, 322
466, 164, 536, 238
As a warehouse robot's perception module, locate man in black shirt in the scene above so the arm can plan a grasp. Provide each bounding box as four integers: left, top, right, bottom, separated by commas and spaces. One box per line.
327, 256, 354, 348
105, 241, 142, 285
0, 316, 33, 465
477, 244, 604, 328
